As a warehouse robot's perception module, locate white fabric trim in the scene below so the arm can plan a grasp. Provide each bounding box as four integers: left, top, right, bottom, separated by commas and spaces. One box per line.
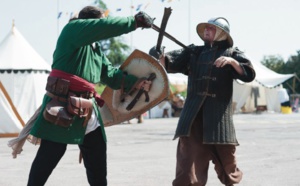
85, 109, 100, 134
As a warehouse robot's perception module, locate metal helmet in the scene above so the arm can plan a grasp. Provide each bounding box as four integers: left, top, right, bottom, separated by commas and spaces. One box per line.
196, 17, 233, 46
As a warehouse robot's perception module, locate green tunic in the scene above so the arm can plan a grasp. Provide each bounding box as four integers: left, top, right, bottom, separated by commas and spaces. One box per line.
30, 16, 138, 144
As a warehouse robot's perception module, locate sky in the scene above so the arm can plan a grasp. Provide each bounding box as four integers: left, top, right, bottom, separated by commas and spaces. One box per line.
0, 0, 299, 65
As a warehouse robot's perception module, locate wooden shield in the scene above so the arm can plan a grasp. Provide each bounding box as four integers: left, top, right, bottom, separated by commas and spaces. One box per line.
99, 49, 169, 127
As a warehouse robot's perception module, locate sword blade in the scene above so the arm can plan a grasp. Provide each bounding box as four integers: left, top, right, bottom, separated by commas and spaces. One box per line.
156, 7, 172, 53
152, 24, 189, 50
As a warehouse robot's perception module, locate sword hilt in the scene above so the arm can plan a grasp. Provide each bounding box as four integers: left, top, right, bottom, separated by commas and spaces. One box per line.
126, 73, 156, 111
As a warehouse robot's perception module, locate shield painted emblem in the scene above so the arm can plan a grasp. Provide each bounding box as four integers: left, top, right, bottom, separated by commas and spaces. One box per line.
99, 49, 169, 127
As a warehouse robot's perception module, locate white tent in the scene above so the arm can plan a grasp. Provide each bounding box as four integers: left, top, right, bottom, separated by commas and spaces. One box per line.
0, 25, 51, 125
0, 81, 25, 137
233, 61, 294, 113
253, 60, 294, 88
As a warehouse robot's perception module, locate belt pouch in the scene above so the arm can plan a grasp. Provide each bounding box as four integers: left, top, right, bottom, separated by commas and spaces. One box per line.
46, 76, 70, 96
67, 96, 93, 118
43, 99, 74, 127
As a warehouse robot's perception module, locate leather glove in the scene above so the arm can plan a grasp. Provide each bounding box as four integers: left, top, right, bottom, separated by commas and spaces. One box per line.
149, 46, 165, 59
135, 11, 153, 28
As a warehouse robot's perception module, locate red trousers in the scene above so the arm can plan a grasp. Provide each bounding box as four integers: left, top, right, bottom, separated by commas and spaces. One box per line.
172, 115, 243, 186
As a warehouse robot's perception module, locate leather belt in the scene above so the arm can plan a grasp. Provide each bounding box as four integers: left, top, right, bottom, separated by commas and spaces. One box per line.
46, 91, 67, 102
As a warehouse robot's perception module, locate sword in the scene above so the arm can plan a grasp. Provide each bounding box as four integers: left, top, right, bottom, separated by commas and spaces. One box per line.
156, 7, 172, 54
152, 24, 189, 51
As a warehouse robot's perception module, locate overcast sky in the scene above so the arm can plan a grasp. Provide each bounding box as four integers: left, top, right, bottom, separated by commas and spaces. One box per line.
0, 0, 299, 65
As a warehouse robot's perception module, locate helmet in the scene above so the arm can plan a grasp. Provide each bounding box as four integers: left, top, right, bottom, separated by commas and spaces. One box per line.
196, 17, 233, 47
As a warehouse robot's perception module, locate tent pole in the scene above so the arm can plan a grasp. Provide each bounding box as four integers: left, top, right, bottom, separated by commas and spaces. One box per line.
0, 82, 25, 126
293, 76, 296, 94
286, 82, 295, 93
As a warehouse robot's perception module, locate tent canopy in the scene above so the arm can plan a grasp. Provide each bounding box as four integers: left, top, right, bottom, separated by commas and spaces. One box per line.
0, 25, 50, 124
0, 26, 51, 72
251, 60, 294, 88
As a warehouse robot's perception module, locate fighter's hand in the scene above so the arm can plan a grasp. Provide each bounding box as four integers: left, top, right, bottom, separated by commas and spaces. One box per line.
136, 80, 152, 92
134, 11, 154, 29
214, 56, 233, 68
149, 46, 166, 67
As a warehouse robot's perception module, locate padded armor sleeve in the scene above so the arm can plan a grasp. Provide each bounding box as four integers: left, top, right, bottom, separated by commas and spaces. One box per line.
231, 47, 256, 82
165, 44, 200, 75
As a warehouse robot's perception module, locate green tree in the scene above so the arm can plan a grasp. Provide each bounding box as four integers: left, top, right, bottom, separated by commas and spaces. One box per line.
261, 51, 300, 94
101, 37, 131, 66
284, 51, 300, 74
283, 51, 300, 94
261, 55, 285, 73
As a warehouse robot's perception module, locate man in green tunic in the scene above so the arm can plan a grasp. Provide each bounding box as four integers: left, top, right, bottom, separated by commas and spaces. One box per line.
27, 6, 153, 186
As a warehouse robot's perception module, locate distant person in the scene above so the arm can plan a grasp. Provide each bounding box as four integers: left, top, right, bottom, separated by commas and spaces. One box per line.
171, 94, 184, 117
24, 6, 153, 186
137, 114, 144, 123
125, 114, 144, 124
292, 97, 299, 112
151, 17, 256, 185
277, 88, 290, 107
